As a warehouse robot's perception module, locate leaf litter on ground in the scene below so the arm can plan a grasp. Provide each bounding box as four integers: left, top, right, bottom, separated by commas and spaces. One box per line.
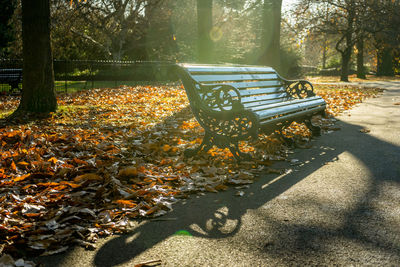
0, 83, 381, 260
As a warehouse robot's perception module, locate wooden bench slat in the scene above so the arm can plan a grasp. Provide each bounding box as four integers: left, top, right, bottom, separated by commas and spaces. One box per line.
242, 97, 288, 109
199, 92, 287, 107
226, 80, 283, 90
192, 73, 279, 83
183, 65, 275, 73
240, 92, 288, 104
248, 97, 320, 112
259, 105, 325, 124
256, 98, 325, 119
238, 87, 285, 97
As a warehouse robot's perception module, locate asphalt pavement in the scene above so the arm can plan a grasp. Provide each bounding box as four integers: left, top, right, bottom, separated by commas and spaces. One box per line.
35, 81, 400, 267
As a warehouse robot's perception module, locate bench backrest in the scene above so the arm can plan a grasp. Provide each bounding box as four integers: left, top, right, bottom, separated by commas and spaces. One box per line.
177, 64, 289, 109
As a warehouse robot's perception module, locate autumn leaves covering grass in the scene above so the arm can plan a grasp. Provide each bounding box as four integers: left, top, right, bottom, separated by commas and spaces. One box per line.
0, 83, 380, 257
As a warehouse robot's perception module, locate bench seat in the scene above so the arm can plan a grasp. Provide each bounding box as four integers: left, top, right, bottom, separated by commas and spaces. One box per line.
176, 63, 326, 161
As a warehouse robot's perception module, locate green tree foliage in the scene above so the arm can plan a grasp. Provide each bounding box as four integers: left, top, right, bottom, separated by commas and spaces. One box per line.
65, 0, 163, 61
0, 0, 16, 56
3, 0, 304, 76
51, 1, 106, 60
293, 0, 361, 81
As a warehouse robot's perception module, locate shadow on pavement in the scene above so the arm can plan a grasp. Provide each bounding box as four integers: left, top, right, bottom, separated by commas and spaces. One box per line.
87, 118, 400, 266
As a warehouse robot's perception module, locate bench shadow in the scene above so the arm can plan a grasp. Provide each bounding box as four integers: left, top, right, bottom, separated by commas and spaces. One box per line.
80, 118, 400, 266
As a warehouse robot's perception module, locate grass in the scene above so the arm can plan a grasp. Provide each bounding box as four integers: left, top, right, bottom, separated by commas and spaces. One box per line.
0, 81, 174, 95
306, 74, 400, 83
54, 80, 156, 93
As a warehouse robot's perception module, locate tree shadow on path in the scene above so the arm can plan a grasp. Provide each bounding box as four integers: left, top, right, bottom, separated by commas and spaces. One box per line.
85, 116, 400, 266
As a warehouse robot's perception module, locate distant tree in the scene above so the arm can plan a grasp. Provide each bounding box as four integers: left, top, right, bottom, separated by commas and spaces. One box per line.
197, 0, 213, 63
372, 1, 400, 76
68, 0, 162, 61
293, 0, 400, 80
258, 0, 282, 69
144, 1, 178, 61
294, 0, 365, 81
50, 1, 107, 60
11, 0, 57, 117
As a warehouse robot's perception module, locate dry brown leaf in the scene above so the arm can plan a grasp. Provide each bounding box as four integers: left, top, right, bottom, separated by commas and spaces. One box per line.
118, 166, 138, 178
74, 173, 102, 183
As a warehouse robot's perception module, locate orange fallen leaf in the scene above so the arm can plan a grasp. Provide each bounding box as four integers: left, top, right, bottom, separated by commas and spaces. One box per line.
24, 213, 41, 217
13, 174, 31, 182
73, 158, 88, 165
114, 199, 137, 208
145, 206, 160, 215
38, 182, 60, 187
48, 157, 58, 164
60, 181, 81, 188
162, 144, 171, 152
10, 161, 17, 171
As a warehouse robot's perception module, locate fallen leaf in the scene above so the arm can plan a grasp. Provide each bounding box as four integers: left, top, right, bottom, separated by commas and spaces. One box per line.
118, 166, 138, 178
134, 259, 162, 267
74, 173, 102, 183
360, 128, 371, 133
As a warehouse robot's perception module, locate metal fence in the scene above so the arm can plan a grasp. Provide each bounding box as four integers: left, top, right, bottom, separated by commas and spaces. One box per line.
0, 59, 178, 94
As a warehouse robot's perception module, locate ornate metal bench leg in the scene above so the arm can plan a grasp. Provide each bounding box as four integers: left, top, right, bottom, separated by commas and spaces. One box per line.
305, 119, 321, 137
278, 130, 295, 147
228, 141, 253, 162
184, 132, 213, 158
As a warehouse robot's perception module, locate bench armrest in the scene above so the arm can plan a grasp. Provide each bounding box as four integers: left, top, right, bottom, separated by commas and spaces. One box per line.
283, 79, 315, 99
198, 83, 244, 111
195, 107, 259, 141
190, 84, 258, 140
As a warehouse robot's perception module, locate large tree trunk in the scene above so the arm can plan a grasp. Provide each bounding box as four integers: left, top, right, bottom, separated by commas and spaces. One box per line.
197, 0, 213, 63
258, 0, 282, 70
16, 0, 57, 114
340, 49, 351, 82
377, 47, 394, 76
356, 38, 366, 79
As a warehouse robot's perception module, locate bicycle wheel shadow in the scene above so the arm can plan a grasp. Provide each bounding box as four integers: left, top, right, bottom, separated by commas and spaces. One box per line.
90, 117, 400, 266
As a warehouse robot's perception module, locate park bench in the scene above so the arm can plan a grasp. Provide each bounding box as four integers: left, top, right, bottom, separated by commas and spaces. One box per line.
0, 68, 22, 94
176, 63, 326, 161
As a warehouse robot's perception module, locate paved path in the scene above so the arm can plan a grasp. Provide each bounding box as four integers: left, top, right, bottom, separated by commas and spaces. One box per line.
36, 82, 400, 266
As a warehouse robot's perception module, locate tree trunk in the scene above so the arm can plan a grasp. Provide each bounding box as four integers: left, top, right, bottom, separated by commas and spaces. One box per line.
322, 36, 327, 69
258, 0, 282, 70
340, 49, 351, 82
356, 38, 366, 79
339, 4, 355, 82
377, 47, 394, 76
16, 0, 57, 114
197, 0, 213, 63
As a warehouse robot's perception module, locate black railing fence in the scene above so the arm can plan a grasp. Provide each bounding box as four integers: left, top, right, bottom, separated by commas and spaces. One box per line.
0, 59, 178, 93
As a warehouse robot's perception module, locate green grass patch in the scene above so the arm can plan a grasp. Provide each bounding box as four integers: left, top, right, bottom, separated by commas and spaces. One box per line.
0, 110, 13, 119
